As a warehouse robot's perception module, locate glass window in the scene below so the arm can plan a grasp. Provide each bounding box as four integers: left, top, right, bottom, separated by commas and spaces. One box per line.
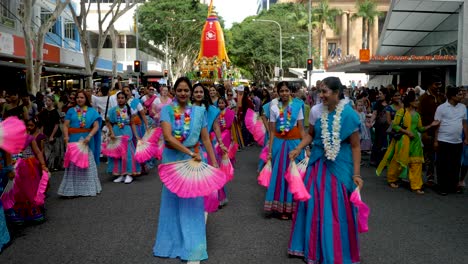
64, 20, 76, 40
328, 42, 337, 57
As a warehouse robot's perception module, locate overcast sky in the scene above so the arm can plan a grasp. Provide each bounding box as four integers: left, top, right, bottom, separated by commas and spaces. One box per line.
213, 0, 258, 28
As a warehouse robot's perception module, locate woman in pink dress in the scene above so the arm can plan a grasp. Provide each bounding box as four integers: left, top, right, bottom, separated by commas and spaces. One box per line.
152, 85, 172, 126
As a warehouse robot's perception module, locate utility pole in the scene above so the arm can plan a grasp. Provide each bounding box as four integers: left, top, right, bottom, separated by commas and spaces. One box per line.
135, 10, 140, 88
308, 0, 312, 89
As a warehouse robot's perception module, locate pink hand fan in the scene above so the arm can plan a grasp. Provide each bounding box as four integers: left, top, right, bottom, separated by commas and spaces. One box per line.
245, 109, 266, 146
64, 142, 89, 169
158, 159, 227, 198
228, 142, 238, 159
101, 135, 129, 158
220, 154, 234, 182
259, 146, 269, 162
244, 109, 258, 132
135, 139, 158, 163
252, 122, 266, 146
34, 170, 50, 206
143, 127, 162, 144
257, 160, 272, 187
296, 156, 309, 179
154, 135, 165, 160
204, 190, 219, 213
0, 116, 28, 153
285, 161, 311, 201
350, 188, 370, 233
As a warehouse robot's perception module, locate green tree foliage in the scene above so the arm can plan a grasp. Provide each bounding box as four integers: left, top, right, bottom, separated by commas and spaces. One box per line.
227, 3, 311, 83
137, 0, 213, 78
352, 0, 383, 50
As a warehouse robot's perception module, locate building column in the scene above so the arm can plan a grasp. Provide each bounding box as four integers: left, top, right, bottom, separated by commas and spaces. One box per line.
340, 12, 348, 56
371, 15, 379, 55
458, 2, 468, 85
349, 14, 363, 56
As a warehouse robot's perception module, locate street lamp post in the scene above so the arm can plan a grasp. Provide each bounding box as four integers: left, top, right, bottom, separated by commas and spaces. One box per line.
252, 18, 282, 76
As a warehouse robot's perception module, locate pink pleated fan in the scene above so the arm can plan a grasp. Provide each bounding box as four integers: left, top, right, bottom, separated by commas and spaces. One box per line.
257, 160, 272, 187
135, 139, 158, 163
204, 190, 219, 213
34, 170, 50, 206
0, 116, 28, 153
158, 159, 227, 198
154, 136, 165, 160
296, 156, 310, 179
64, 142, 89, 169
143, 127, 162, 144
350, 188, 370, 233
220, 154, 234, 182
285, 161, 311, 201
101, 135, 129, 158
228, 142, 238, 159
259, 146, 269, 162
244, 109, 266, 146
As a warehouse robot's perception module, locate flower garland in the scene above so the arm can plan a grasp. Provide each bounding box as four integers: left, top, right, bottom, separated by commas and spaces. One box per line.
76, 106, 88, 128
321, 100, 346, 161
173, 102, 192, 142
116, 107, 128, 129
219, 109, 226, 129
278, 99, 292, 135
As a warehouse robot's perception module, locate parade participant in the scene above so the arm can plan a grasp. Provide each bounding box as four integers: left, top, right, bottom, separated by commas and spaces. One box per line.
58, 90, 102, 197
21, 93, 38, 118
61, 92, 77, 115
257, 101, 271, 172
152, 85, 172, 126
141, 85, 159, 126
38, 95, 63, 171
370, 87, 390, 166
122, 86, 148, 137
106, 92, 141, 184
288, 77, 363, 263
356, 99, 372, 152
2, 89, 28, 121
153, 77, 218, 262
209, 85, 219, 107
2, 118, 48, 224
0, 150, 12, 252
434, 86, 468, 195
377, 91, 437, 194
265, 81, 305, 220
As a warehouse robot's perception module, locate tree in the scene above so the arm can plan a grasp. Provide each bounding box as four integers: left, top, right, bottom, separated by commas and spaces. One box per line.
137, 0, 210, 79
351, 0, 383, 50
21, 0, 70, 94
227, 3, 310, 82
68, 0, 137, 89
311, 0, 342, 68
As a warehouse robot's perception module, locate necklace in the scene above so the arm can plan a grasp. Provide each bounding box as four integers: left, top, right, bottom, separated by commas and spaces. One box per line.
76, 106, 88, 128
278, 99, 292, 135
116, 106, 128, 129
321, 100, 346, 161
173, 102, 192, 142
219, 109, 226, 129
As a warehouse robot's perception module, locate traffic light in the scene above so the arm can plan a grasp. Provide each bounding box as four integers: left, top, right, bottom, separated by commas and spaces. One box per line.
164, 69, 168, 78
307, 58, 313, 71
134, 60, 141, 73
303, 70, 307, 80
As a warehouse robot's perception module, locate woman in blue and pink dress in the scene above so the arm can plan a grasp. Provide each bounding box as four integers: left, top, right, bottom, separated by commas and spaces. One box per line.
106, 92, 141, 184
58, 90, 102, 197
153, 77, 218, 262
288, 77, 364, 264
0, 150, 12, 252
266, 81, 305, 220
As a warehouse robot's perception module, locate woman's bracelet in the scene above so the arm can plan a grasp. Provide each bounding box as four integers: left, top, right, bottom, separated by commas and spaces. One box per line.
353, 175, 362, 178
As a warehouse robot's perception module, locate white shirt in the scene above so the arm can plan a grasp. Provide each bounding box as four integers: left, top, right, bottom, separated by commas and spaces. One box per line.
309, 103, 323, 126
270, 104, 304, 126
91, 94, 117, 120
434, 101, 467, 144
128, 98, 144, 115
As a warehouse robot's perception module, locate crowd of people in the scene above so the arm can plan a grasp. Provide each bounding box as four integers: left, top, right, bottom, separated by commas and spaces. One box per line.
0, 74, 466, 264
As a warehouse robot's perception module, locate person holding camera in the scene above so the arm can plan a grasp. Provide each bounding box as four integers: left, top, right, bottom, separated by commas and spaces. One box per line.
377, 91, 438, 194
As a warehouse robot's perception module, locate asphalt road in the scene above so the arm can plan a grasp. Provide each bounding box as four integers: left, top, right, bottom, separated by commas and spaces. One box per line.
1, 146, 467, 264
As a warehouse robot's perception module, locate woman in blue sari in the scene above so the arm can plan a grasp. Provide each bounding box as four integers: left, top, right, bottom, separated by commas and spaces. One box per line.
58, 90, 102, 197
257, 101, 271, 172
153, 77, 218, 262
0, 150, 12, 252
123, 86, 148, 138
266, 81, 305, 220
288, 77, 364, 264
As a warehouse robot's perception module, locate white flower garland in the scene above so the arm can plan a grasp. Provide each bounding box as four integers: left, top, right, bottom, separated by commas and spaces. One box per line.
321, 100, 346, 161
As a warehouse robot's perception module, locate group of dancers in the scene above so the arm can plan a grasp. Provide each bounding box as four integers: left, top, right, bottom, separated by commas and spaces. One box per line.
1, 76, 368, 264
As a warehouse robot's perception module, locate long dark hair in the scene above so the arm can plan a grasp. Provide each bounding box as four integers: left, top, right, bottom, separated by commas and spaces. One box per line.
174, 77, 193, 94
403, 91, 417, 108
116, 91, 132, 116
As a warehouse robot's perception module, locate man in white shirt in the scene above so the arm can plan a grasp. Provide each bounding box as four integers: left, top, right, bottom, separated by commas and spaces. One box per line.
434, 86, 468, 195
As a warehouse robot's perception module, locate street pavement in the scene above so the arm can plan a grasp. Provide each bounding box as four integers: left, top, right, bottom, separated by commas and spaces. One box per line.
0, 146, 468, 264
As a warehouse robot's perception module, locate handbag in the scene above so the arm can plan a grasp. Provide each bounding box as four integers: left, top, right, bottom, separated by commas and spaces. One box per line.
388, 109, 406, 140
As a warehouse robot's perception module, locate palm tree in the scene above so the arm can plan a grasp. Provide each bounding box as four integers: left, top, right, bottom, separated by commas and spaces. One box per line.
312, 0, 342, 68
351, 0, 383, 50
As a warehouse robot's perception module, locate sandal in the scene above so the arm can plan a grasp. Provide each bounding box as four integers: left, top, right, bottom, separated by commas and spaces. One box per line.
280, 213, 291, 220
412, 189, 425, 195
388, 182, 399, 189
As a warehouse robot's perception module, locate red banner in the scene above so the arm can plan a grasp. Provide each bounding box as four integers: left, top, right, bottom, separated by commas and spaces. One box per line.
13, 35, 60, 63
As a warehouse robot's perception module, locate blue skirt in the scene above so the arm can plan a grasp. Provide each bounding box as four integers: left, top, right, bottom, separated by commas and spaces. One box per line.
288, 159, 360, 264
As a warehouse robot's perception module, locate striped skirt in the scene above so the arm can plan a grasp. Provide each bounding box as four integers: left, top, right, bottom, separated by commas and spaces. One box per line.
288, 160, 360, 264
58, 152, 102, 197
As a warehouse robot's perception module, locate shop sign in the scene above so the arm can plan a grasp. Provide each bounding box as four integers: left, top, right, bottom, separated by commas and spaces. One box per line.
13, 35, 60, 63
371, 55, 456, 61
359, 49, 370, 63
0, 32, 14, 55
